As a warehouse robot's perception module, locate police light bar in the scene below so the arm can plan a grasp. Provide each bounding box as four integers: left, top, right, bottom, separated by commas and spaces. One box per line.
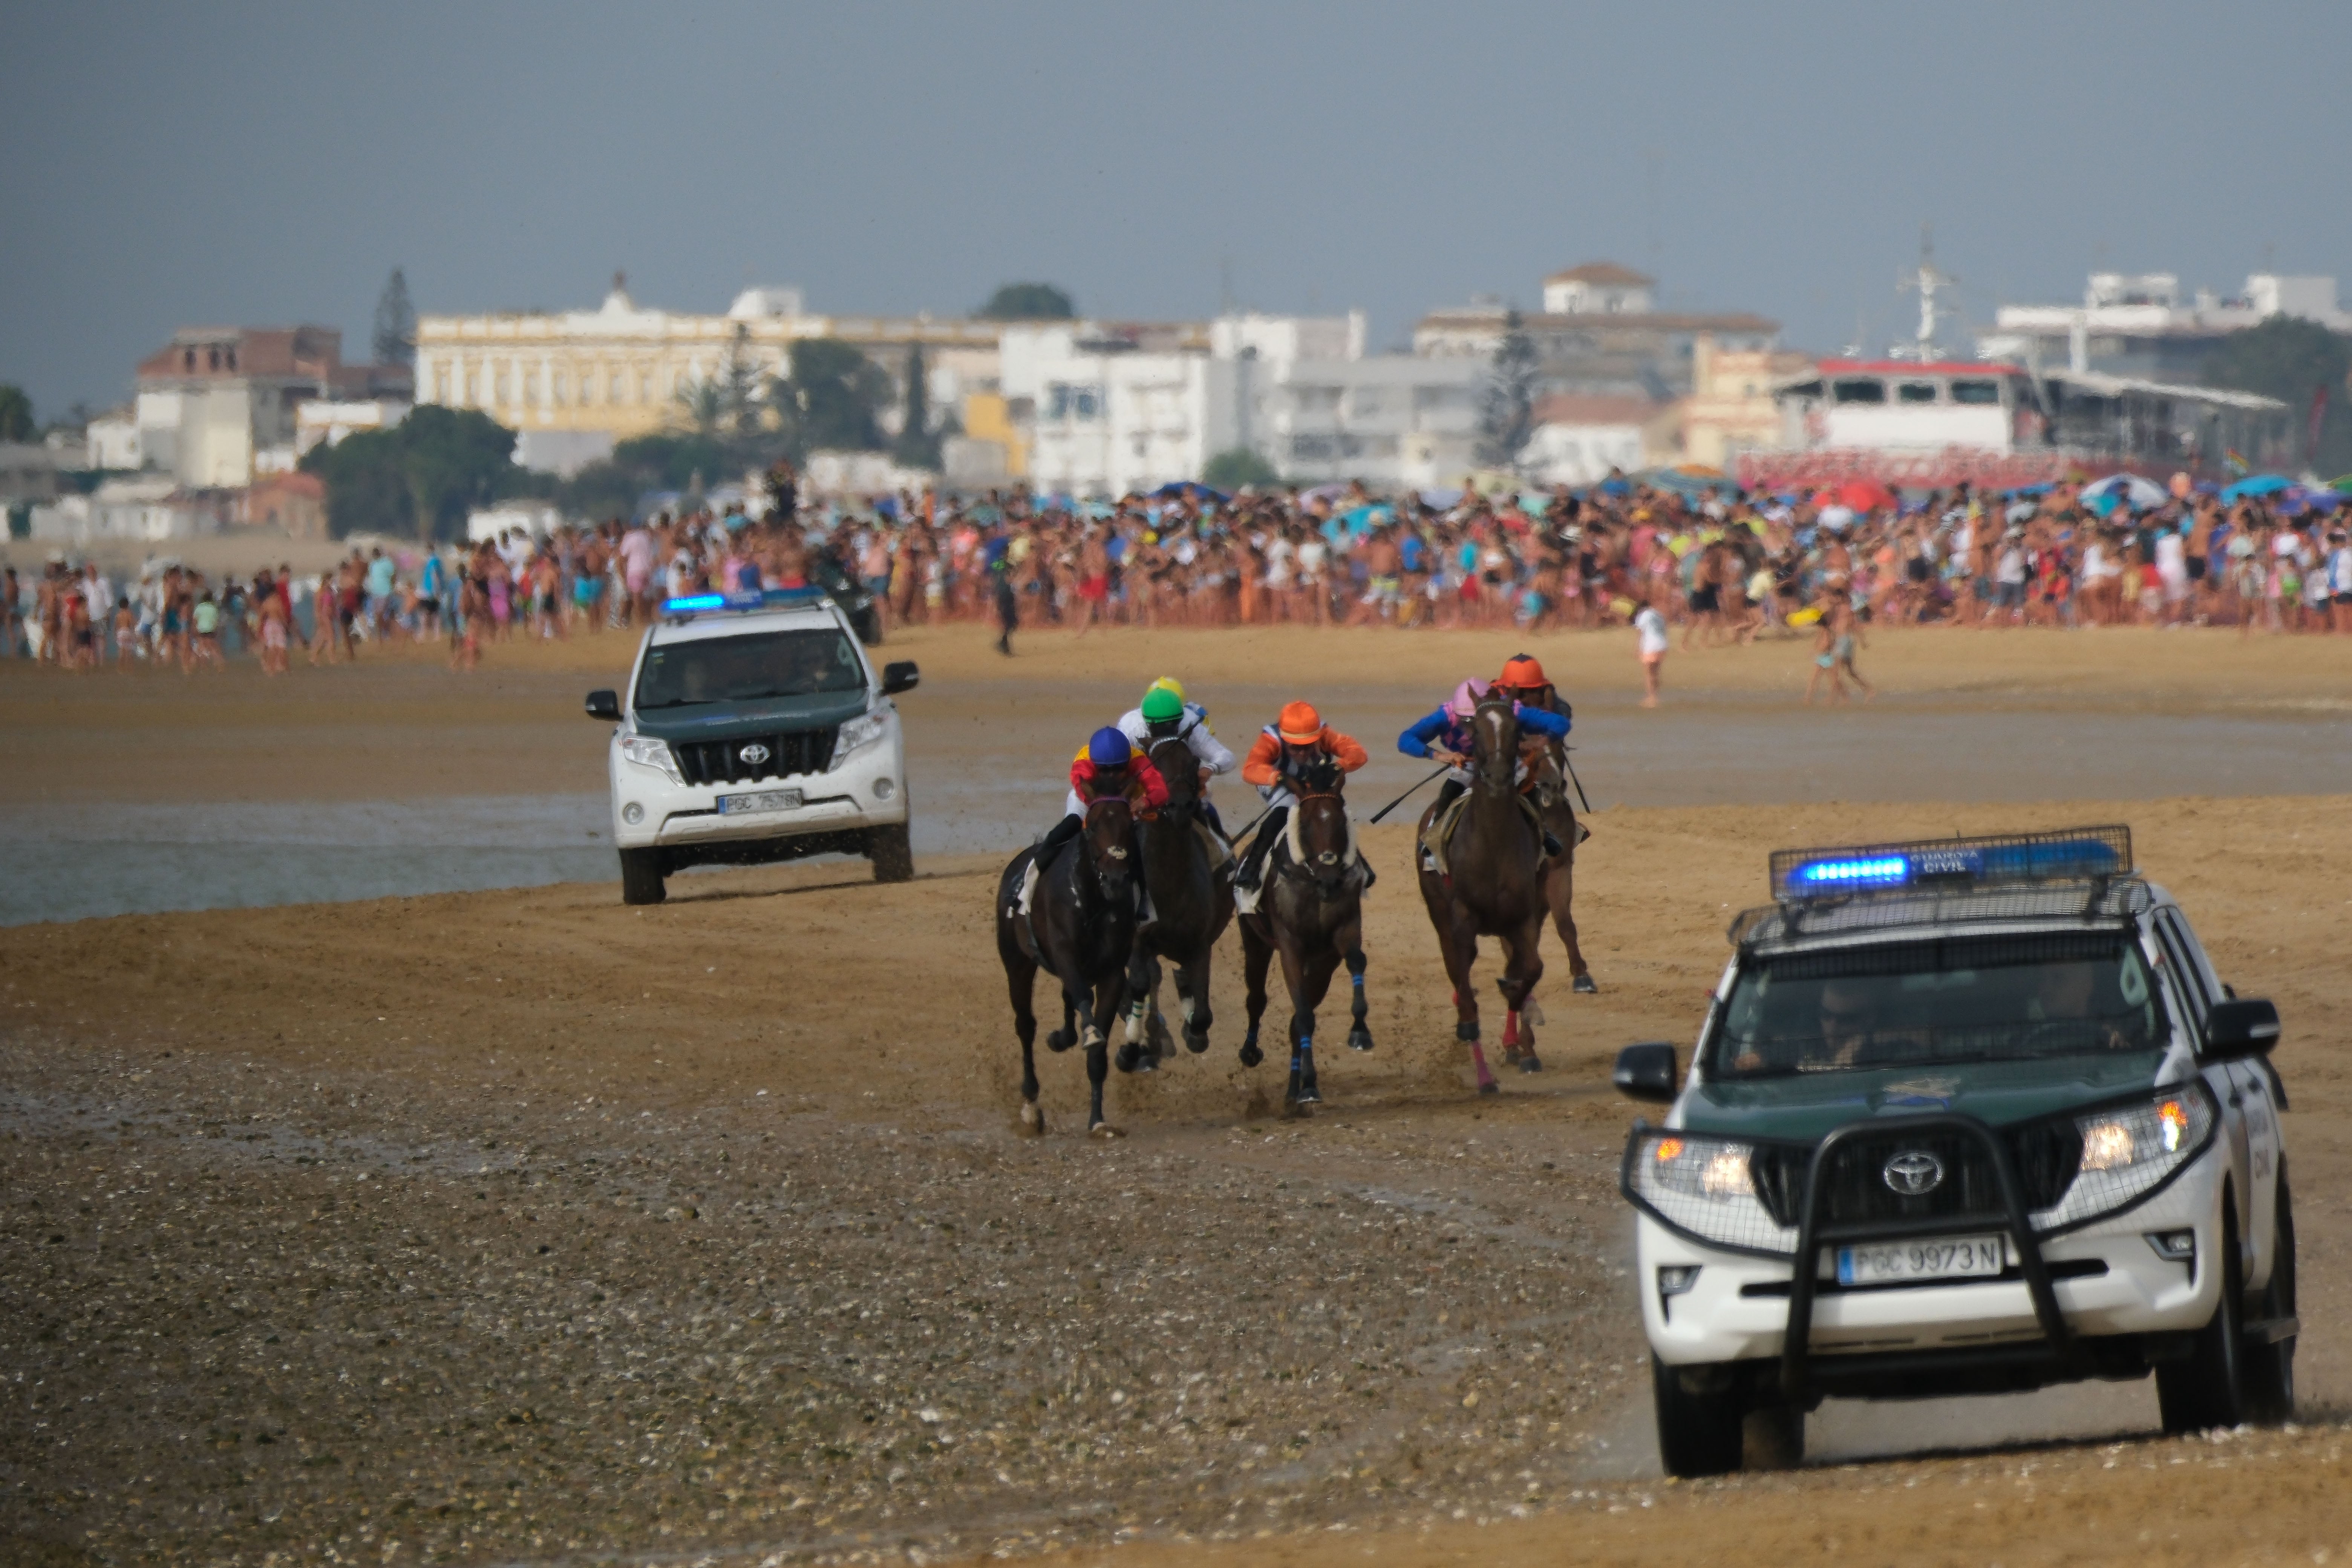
660, 587, 831, 618
1769, 825, 2133, 901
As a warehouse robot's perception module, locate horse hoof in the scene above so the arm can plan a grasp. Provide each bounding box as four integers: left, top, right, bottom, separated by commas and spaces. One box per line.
1017, 1101, 1045, 1136
1291, 1089, 1321, 1106
1455, 1020, 1480, 1043
1478, 1081, 1501, 1096
1185, 1029, 1210, 1055
1518, 1054, 1543, 1073
1046, 1029, 1075, 1054
1347, 1028, 1374, 1053
1573, 974, 1598, 995
1089, 1122, 1125, 1140
1238, 1042, 1263, 1069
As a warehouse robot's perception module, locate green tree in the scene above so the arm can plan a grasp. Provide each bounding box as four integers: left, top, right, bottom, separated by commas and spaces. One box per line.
892, 341, 942, 470
2205, 315, 2352, 473
0, 384, 32, 443
1476, 309, 1540, 471
1203, 446, 1279, 491
977, 282, 1076, 321
372, 267, 416, 366
782, 338, 891, 452
301, 405, 527, 541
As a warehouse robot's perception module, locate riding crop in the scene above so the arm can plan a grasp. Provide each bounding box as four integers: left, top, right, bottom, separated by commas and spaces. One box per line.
1368, 764, 1451, 824
1560, 746, 1592, 814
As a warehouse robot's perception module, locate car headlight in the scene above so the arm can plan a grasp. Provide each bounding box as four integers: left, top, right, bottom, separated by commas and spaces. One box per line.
830, 709, 890, 769
1623, 1129, 1797, 1256
619, 734, 681, 785
2033, 1082, 2217, 1232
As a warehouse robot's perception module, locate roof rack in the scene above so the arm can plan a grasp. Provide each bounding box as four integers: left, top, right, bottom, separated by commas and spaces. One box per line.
1768, 825, 2131, 902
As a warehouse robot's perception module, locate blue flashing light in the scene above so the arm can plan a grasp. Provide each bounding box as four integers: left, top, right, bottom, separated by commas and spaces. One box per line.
1793, 855, 1910, 889
662, 594, 728, 614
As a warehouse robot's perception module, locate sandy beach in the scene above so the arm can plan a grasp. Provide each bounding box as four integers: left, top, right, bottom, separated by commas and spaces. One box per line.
6, 622, 2352, 1565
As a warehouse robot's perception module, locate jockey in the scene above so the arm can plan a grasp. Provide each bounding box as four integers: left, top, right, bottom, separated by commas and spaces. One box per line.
1398, 677, 1567, 860
1022, 726, 1168, 915
1494, 653, 1573, 729
1234, 700, 1369, 891
1116, 676, 1236, 834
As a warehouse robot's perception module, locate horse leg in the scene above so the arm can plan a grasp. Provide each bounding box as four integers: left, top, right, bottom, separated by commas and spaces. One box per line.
1343, 922, 1374, 1053
1276, 933, 1317, 1107
1239, 919, 1272, 1069
1116, 951, 1156, 1075
1294, 948, 1341, 1104
1552, 854, 1597, 994
1436, 908, 1496, 1094
1499, 918, 1548, 1074
1086, 976, 1122, 1137
1047, 985, 1079, 1054
1176, 948, 1213, 1054
1006, 949, 1045, 1135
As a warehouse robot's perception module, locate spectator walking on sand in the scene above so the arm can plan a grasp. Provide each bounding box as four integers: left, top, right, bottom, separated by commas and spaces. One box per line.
1634, 599, 1668, 707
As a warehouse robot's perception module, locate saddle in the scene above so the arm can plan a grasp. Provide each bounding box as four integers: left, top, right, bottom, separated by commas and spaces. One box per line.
1235, 810, 1372, 915
1420, 789, 1551, 880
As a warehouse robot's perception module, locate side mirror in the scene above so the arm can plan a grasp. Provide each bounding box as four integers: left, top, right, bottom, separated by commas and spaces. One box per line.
881, 661, 920, 696
585, 689, 622, 721
2203, 997, 2280, 1060
1613, 1041, 1680, 1103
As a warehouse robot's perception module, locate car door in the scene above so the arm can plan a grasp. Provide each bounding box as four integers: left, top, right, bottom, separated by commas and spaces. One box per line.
2155, 908, 2275, 1286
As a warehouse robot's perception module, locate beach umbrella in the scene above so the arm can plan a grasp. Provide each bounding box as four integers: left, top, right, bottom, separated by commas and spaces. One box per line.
2082, 473, 2168, 510
1835, 478, 1895, 513
2220, 474, 2294, 501
1151, 481, 1229, 505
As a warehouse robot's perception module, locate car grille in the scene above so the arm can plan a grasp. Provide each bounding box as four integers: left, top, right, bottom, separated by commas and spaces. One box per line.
1751, 1122, 2081, 1231
673, 728, 839, 787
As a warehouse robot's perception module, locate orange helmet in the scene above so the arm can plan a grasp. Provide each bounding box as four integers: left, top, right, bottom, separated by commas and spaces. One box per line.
1276, 700, 1324, 744
1498, 654, 1549, 691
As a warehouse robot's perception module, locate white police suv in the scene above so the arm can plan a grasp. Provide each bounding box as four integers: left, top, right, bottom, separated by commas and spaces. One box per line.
1614, 827, 2292, 1475
585, 590, 919, 904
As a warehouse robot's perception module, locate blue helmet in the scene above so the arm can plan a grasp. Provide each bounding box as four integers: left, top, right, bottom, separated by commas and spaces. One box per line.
1088, 726, 1132, 768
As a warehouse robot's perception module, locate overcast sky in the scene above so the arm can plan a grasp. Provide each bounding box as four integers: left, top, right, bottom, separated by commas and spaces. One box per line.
4, 0, 2348, 417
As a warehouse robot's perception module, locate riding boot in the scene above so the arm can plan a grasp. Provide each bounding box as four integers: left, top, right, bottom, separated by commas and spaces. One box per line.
1543, 829, 1566, 858
1420, 779, 1466, 873
1236, 805, 1289, 891
1024, 813, 1082, 914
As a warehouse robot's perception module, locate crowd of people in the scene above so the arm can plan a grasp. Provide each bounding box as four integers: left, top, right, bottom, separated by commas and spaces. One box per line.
8, 468, 2349, 673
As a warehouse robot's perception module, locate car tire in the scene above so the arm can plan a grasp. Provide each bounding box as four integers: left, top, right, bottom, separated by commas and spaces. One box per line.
869, 823, 914, 884
2158, 1202, 2245, 1434
619, 848, 667, 906
2243, 1168, 2297, 1425
1651, 1355, 1746, 1478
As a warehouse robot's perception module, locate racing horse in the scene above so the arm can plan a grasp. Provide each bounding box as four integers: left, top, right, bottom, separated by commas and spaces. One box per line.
1239, 756, 1374, 1107
1415, 694, 1549, 1091
1123, 735, 1236, 1069
1527, 746, 1598, 994
995, 794, 1141, 1136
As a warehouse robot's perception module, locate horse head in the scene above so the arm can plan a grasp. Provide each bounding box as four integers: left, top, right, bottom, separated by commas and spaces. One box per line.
1289, 757, 1352, 897
1469, 695, 1520, 792
1147, 734, 1199, 825
1080, 794, 1136, 904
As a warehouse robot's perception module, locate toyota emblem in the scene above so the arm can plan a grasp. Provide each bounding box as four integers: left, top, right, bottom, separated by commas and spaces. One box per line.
1882, 1150, 1945, 1196
738, 742, 771, 766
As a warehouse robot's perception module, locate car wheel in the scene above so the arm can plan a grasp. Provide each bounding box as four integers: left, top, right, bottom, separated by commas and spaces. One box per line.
2243, 1168, 2297, 1425
1651, 1355, 1746, 1478
2158, 1202, 2245, 1434
869, 823, 914, 884
619, 848, 667, 905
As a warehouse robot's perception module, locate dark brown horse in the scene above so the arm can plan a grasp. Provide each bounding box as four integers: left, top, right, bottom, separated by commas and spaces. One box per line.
1239, 757, 1374, 1106
995, 795, 1140, 1135
1415, 695, 1548, 1092
1528, 746, 1597, 993
1123, 735, 1236, 1069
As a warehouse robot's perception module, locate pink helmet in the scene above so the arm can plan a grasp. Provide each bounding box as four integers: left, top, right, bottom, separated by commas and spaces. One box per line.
1447, 678, 1491, 719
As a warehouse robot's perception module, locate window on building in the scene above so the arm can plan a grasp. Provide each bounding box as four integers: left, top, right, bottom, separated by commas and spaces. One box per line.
610, 372, 626, 403
553, 373, 568, 406
1897, 381, 1938, 404
495, 370, 511, 404
1289, 434, 1335, 461
1350, 389, 1384, 418
1950, 380, 2003, 406
464, 371, 479, 404
1831, 378, 1886, 405
434, 367, 451, 403
637, 372, 652, 404
524, 371, 540, 405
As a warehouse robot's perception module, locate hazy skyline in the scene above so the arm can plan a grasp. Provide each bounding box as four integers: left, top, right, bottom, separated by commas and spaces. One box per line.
4, 0, 2349, 419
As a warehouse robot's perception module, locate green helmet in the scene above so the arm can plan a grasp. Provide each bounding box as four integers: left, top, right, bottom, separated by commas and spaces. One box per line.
1140, 687, 1185, 724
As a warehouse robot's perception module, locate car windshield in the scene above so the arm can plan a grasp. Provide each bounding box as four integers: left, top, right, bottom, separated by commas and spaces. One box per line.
1709, 932, 2167, 1079
635, 628, 864, 709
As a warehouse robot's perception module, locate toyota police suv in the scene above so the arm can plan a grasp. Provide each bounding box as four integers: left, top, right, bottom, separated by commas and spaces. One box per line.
1612, 827, 2292, 1476
586, 590, 919, 904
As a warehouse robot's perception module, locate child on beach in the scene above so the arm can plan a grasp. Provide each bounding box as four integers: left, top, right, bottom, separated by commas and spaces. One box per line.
1634, 600, 1668, 708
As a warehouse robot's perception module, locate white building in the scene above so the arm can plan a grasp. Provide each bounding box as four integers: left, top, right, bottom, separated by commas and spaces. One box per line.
1002, 312, 1489, 495
294, 398, 411, 456
28, 478, 223, 544
84, 407, 142, 471
1978, 271, 2351, 380
1541, 262, 1655, 316
1520, 396, 1659, 486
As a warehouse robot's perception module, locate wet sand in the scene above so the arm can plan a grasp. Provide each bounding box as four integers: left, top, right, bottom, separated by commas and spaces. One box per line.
5, 625, 2352, 1565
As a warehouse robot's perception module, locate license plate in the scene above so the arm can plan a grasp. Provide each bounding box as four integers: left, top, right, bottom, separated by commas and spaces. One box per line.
1836, 1234, 2006, 1286
720, 788, 802, 816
